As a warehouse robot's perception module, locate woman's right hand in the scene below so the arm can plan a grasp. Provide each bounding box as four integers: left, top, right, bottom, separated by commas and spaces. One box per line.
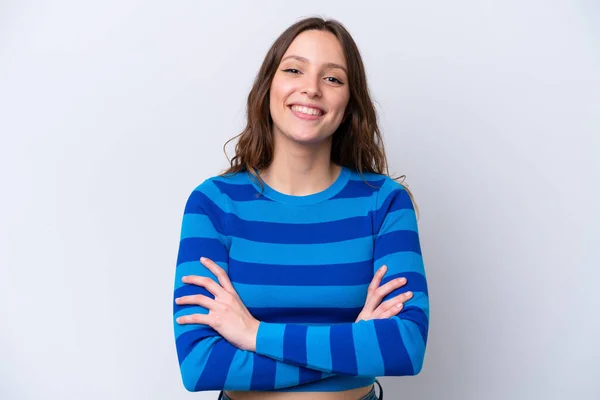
355, 265, 413, 322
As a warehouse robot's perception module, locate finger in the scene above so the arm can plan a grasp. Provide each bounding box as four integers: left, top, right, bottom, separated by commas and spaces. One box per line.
201, 257, 236, 293
176, 313, 211, 325
181, 275, 227, 298
175, 294, 217, 309
379, 302, 403, 319
368, 265, 387, 292
373, 291, 412, 319
379, 277, 408, 297
366, 276, 408, 311
363, 265, 388, 311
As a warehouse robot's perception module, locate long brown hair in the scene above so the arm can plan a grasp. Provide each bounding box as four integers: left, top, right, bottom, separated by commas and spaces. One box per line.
221, 17, 418, 215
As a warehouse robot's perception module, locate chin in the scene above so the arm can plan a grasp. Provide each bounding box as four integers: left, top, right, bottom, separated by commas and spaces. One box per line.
288, 131, 330, 145
280, 125, 331, 143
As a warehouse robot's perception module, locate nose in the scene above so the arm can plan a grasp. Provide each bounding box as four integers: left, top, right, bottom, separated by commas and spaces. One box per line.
301, 74, 321, 98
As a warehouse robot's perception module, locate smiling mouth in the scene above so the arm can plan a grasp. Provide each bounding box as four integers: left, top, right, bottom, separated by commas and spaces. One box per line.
289, 104, 325, 117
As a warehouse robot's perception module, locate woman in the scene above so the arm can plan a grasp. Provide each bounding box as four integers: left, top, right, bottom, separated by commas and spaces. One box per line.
173, 17, 429, 400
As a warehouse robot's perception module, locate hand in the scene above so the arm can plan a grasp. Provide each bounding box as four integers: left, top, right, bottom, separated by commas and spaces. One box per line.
355, 265, 413, 322
175, 257, 260, 352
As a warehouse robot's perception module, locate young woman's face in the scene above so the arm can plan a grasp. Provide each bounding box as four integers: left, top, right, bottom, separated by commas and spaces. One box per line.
269, 30, 350, 146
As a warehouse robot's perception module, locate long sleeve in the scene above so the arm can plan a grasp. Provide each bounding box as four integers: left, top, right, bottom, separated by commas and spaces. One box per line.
254, 182, 429, 377
173, 181, 334, 392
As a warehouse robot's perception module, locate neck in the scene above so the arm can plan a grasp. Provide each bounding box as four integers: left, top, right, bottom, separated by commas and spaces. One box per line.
260, 135, 341, 197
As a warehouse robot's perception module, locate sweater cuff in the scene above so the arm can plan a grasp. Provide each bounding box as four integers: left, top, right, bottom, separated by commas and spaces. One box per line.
256, 321, 286, 360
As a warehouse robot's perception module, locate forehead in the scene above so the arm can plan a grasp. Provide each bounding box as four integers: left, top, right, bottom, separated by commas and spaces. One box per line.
282, 30, 346, 68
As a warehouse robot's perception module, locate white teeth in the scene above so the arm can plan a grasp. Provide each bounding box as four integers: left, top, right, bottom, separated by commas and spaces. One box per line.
291, 105, 323, 116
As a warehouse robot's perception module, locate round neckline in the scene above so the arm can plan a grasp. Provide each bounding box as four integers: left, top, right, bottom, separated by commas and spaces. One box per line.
248, 166, 350, 205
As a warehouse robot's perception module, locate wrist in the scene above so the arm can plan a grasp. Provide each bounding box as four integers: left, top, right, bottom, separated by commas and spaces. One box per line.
246, 318, 260, 352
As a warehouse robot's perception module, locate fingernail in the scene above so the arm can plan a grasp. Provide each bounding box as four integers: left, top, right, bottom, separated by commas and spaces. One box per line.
406, 291, 413, 296
380, 265, 387, 273
398, 277, 406, 283
200, 257, 206, 262
396, 303, 403, 309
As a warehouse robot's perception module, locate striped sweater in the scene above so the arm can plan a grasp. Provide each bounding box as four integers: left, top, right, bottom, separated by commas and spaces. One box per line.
173, 166, 429, 392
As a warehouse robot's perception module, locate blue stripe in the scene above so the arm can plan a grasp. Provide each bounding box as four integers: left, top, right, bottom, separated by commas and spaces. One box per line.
380, 209, 419, 232
289, 375, 374, 392
401, 306, 429, 343
275, 361, 300, 388
399, 292, 429, 319
381, 271, 429, 300
173, 284, 214, 314
235, 283, 368, 308
374, 251, 423, 276
256, 322, 285, 360
174, 284, 215, 300
213, 176, 384, 202
374, 230, 422, 258
396, 319, 426, 374
250, 307, 361, 324
388, 191, 413, 212
330, 178, 385, 200
373, 319, 413, 375
186, 189, 413, 245
181, 213, 227, 240
177, 237, 228, 266
174, 305, 205, 320
213, 181, 270, 202
175, 328, 215, 365
174, 260, 228, 291
218, 196, 376, 224
179, 335, 219, 390
330, 324, 358, 375
174, 316, 211, 338
220, 208, 372, 243
196, 339, 237, 390
228, 215, 372, 244
229, 259, 373, 286
373, 188, 413, 230
284, 325, 308, 366
224, 350, 253, 390
184, 191, 228, 233
230, 236, 373, 265
353, 321, 385, 376
306, 326, 332, 372
299, 368, 323, 384
250, 353, 277, 390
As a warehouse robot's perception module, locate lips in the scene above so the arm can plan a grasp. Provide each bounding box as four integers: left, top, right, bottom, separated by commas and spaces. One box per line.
288, 105, 324, 120
289, 102, 325, 113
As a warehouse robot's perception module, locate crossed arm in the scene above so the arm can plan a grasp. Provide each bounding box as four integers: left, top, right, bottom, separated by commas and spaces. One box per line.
173, 183, 429, 392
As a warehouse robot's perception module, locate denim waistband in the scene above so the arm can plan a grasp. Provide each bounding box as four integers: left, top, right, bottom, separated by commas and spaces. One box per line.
218, 379, 382, 400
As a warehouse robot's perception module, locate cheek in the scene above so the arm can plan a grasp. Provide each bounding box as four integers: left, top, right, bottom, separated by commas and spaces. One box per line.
270, 77, 295, 103
269, 83, 283, 119
330, 94, 350, 120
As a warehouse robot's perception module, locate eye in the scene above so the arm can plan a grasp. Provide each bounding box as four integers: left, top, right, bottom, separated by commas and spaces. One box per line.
282, 68, 301, 74
326, 76, 344, 84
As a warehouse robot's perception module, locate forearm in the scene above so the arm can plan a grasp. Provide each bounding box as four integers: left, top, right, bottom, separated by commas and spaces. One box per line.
175, 312, 337, 391
253, 290, 429, 377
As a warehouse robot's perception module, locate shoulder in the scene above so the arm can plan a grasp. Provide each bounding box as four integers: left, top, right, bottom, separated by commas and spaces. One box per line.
356, 172, 413, 214
184, 171, 251, 210
345, 168, 409, 200
190, 170, 251, 195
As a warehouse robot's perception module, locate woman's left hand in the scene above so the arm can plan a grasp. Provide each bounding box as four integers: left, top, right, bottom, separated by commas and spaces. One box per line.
175, 257, 260, 352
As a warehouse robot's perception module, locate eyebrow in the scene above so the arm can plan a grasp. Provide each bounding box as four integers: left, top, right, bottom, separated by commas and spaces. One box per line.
281, 55, 348, 75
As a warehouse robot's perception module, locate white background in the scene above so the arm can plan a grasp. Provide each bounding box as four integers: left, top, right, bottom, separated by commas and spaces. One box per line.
1, 1, 598, 399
